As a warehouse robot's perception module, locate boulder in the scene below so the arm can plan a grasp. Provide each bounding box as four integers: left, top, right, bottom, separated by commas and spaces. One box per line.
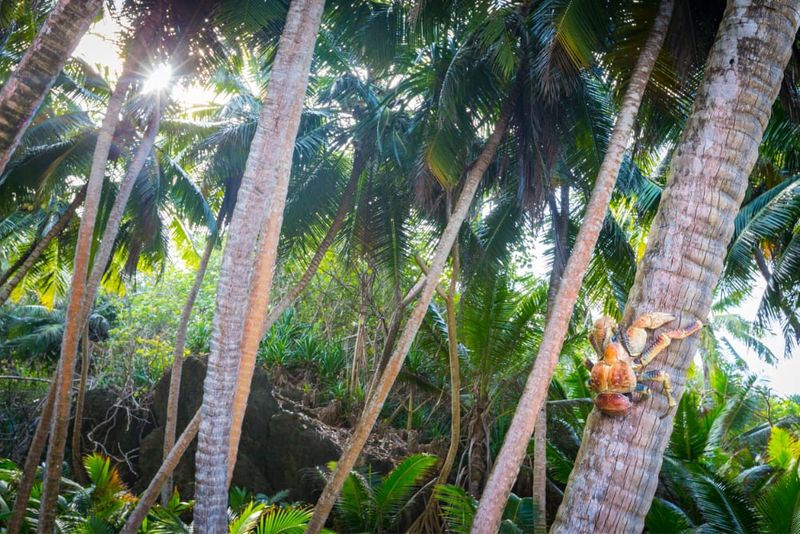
135, 357, 341, 502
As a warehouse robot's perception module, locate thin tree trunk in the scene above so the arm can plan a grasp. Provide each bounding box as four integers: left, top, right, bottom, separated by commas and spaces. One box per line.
6, 376, 57, 534
552, 3, 800, 531
70, 327, 90, 485
35, 60, 133, 533
81, 105, 163, 319
264, 148, 366, 327
0, 186, 87, 306
120, 410, 201, 534
0, 0, 103, 175
161, 226, 218, 505
471, 2, 675, 530
192, 0, 324, 529
412, 236, 461, 533
307, 106, 511, 534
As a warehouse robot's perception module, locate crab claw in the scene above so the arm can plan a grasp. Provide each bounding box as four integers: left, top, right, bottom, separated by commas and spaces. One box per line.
631, 312, 675, 330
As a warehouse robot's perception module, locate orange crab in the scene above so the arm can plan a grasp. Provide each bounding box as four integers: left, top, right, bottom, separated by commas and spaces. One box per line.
584, 313, 703, 416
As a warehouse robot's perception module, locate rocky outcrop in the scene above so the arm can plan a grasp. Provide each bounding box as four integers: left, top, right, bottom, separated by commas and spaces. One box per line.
135, 357, 341, 501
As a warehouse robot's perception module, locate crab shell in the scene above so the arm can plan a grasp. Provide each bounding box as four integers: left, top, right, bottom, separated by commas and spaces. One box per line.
594, 392, 633, 416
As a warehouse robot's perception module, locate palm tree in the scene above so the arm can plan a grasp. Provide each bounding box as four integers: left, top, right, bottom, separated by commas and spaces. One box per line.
192, 0, 325, 529
0, 0, 103, 175
472, 1, 676, 528
549, 2, 800, 531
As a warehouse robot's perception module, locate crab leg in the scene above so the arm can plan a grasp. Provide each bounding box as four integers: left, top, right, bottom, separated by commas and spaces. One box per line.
638, 320, 703, 367
632, 383, 651, 402
640, 369, 676, 408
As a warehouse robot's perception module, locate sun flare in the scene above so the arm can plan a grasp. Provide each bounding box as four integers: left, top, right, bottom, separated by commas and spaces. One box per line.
142, 63, 173, 93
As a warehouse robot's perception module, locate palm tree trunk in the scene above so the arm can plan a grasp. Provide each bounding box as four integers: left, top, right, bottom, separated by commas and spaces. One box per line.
120, 410, 201, 534
6, 376, 57, 534
192, 0, 324, 529
471, 2, 675, 530
0, 0, 103, 175
0, 185, 87, 306
35, 60, 133, 533
70, 327, 90, 485
81, 105, 163, 319
223, 149, 364, 481
264, 148, 366, 327
307, 106, 511, 534
161, 226, 218, 505
551, 3, 800, 531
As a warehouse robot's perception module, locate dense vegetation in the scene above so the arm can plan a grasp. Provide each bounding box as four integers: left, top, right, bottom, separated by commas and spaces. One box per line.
0, 0, 799, 532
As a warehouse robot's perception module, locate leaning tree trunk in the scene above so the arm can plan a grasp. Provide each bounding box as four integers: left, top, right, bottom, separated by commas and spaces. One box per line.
0, 0, 103, 175
35, 60, 134, 533
120, 411, 201, 534
225, 145, 366, 480
551, 2, 800, 532
70, 327, 90, 485
81, 105, 163, 319
307, 106, 511, 534
192, 0, 324, 529
471, 2, 675, 530
161, 224, 219, 504
0, 185, 87, 306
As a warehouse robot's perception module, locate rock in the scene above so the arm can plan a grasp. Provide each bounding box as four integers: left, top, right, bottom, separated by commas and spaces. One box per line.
78, 388, 154, 485
136, 357, 341, 502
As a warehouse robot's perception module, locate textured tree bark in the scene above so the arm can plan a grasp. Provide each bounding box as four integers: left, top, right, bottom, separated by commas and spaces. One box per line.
224, 146, 366, 480
471, 2, 674, 531
120, 410, 201, 534
6, 375, 57, 534
551, 2, 800, 532
192, 0, 324, 529
70, 328, 90, 485
161, 225, 218, 505
307, 107, 511, 533
81, 105, 163, 318
0, 0, 102, 175
36, 62, 133, 533
0, 185, 87, 306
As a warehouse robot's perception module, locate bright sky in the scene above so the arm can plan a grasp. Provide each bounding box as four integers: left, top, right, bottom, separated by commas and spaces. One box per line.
73, 11, 799, 397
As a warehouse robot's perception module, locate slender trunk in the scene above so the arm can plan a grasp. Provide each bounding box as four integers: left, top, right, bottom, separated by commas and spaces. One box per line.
81, 105, 163, 319
70, 328, 90, 485
532, 185, 569, 532
0, 186, 87, 306
552, 2, 799, 532
36, 61, 133, 533
120, 411, 201, 534
0, 0, 103, 175
307, 106, 511, 534
467, 393, 488, 497
349, 277, 370, 397
6, 376, 57, 534
264, 148, 365, 327
411, 237, 461, 533
223, 151, 364, 481
192, 1, 324, 529
365, 276, 426, 400
161, 227, 218, 505
471, 2, 675, 530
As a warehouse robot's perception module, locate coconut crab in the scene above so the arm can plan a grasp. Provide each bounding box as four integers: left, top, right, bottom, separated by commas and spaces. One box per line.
584, 313, 703, 416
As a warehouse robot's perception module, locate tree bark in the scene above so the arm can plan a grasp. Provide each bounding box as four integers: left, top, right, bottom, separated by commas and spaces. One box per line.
81, 105, 163, 319
35, 61, 133, 533
0, 185, 87, 306
161, 225, 218, 505
70, 328, 90, 485
471, 2, 675, 531
307, 106, 511, 534
192, 0, 324, 529
551, 3, 800, 532
120, 410, 201, 534
223, 147, 366, 482
0, 0, 103, 175
6, 376, 57, 534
